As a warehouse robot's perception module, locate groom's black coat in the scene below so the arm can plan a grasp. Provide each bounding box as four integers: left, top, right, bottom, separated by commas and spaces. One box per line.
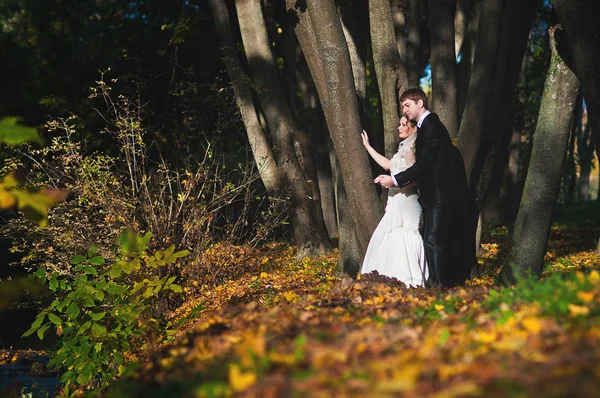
393, 112, 473, 286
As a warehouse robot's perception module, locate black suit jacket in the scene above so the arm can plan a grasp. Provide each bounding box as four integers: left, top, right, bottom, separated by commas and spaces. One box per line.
393, 113, 457, 209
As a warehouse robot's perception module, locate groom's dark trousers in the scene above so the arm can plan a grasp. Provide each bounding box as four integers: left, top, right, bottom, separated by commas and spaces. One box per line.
393, 113, 472, 287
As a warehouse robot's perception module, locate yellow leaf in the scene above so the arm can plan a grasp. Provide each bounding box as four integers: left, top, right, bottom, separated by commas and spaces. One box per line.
434, 304, 445, 311
377, 364, 421, 392
229, 364, 256, 392
474, 331, 496, 344
521, 317, 542, 333
283, 291, 298, 303
577, 291, 594, 303
0, 186, 16, 208
260, 272, 268, 278
568, 304, 589, 316
590, 270, 600, 283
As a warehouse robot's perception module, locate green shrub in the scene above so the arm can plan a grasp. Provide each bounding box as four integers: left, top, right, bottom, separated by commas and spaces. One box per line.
24, 231, 188, 396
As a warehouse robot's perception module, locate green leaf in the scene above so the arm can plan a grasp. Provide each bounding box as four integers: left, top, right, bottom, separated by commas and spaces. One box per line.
169, 284, 183, 293
94, 342, 103, 352
33, 268, 46, 279
48, 313, 62, 325
0, 117, 42, 145
122, 260, 134, 275
89, 312, 106, 321
59, 370, 74, 383
49, 277, 59, 291
22, 314, 46, 337
76, 368, 92, 385
94, 290, 105, 301
78, 321, 91, 335
142, 287, 154, 298
37, 324, 51, 340
71, 255, 86, 265
82, 266, 98, 275
88, 256, 105, 266
109, 262, 123, 278
87, 243, 99, 257
66, 302, 80, 319
91, 323, 107, 338
106, 285, 127, 295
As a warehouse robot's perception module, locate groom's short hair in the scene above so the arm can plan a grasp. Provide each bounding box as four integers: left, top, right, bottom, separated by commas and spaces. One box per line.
399, 88, 428, 109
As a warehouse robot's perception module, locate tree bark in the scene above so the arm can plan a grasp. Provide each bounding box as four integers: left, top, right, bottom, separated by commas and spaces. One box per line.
209, 0, 281, 197
392, 0, 408, 63
429, 0, 459, 139
405, 0, 422, 88
306, 0, 383, 254
369, 0, 409, 158
456, 0, 479, 123
456, 0, 504, 189
499, 26, 579, 284
235, 0, 331, 259
475, 0, 537, 220
550, 0, 600, 155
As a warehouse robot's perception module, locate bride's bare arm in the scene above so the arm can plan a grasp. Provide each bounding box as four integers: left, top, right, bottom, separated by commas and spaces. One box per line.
361, 130, 390, 170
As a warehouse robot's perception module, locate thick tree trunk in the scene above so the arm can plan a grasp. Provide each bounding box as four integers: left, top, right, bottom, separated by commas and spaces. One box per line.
405, 0, 422, 88
306, 0, 383, 254
235, 0, 331, 259
369, 0, 409, 158
429, 0, 459, 139
210, 0, 281, 197
499, 26, 579, 284
338, 0, 369, 104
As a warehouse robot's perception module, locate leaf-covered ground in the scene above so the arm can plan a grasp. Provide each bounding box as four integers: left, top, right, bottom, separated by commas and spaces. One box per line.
105, 205, 600, 398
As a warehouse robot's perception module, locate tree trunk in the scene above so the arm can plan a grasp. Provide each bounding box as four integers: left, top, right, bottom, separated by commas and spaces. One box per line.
456, 0, 480, 123
429, 0, 459, 139
392, 0, 408, 63
297, 58, 339, 238
369, 0, 409, 158
405, 0, 422, 87
550, 0, 600, 156
562, 94, 579, 205
210, 0, 281, 197
578, 122, 594, 202
235, 0, 331, 259
456, 0, 504, 189
306, 0, 383, 254
499, 26, 579, 284
475, 0, 537, 219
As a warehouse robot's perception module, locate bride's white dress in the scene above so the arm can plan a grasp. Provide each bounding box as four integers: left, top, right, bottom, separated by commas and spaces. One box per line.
361, 133, 428, 287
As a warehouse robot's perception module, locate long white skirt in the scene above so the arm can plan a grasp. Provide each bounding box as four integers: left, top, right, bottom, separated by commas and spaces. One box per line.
361, 185, 428, 287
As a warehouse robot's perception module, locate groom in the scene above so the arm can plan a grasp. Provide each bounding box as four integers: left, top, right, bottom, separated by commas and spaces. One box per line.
374, 88, 471, 287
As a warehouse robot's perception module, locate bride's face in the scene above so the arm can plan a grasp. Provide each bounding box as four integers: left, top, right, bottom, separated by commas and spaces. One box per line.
398, 116, 416, 140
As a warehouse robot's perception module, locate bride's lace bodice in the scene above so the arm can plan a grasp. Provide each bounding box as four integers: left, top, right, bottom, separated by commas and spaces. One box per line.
390, 133, 417, 175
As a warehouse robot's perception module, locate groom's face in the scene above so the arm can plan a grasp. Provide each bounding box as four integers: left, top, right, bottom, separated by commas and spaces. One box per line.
401, 99, 422, 122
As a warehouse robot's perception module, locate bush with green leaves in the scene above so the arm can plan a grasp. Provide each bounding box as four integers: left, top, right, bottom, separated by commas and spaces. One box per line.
24, 231, 188, 396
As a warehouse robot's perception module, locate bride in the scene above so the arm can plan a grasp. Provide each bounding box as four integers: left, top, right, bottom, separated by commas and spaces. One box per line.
360, 115, 428, 287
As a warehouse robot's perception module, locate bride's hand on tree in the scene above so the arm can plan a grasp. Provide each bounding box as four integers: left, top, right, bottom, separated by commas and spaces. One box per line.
361, 130, 370, 148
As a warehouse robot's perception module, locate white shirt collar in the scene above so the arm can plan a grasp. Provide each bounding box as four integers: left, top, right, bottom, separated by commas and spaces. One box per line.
416, 110, 431, 128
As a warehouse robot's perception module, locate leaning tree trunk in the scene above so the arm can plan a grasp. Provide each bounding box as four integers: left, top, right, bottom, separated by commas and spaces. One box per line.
429, 0, 459, 139
578, 122, 594, 202
306, 0, 383, 256
369, 0, 409, 158
210, 0, 281, 196
288, 0, 373, 273
235, 0, 331, 259
499, 26, 579, 284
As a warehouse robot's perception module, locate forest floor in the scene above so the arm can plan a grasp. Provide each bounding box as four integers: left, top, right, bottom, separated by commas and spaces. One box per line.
3, 203, 600, 397
103, 201, 600, 398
